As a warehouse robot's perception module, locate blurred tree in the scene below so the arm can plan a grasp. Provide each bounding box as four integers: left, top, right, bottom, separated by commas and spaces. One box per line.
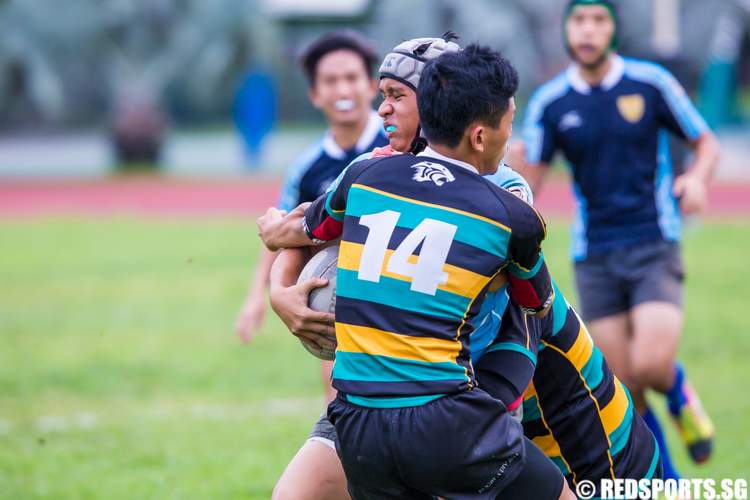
0, 0, 260, 165
0, 0, 65, 128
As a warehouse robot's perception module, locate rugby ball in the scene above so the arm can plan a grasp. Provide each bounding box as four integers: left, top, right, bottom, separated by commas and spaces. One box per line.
296, 244, 338, 360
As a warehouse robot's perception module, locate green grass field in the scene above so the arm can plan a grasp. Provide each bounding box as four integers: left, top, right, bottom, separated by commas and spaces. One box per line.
1, 218, 749, 499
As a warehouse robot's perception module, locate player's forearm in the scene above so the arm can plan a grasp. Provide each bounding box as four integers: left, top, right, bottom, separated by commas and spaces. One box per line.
247, 247, 278, 294
267, 219, 313, 250
476, 350, 535, 410
269, 248, 309, 291
687, 131, 721, 184
258, 204, 313, 251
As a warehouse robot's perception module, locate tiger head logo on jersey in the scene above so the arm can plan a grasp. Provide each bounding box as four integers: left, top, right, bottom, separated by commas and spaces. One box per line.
411, 162, 456, 186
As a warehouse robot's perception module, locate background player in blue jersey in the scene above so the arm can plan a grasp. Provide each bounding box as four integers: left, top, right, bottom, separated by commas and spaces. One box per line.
259, 47, 576, 498
234, 31, 387, 401
513, 0, 721, 479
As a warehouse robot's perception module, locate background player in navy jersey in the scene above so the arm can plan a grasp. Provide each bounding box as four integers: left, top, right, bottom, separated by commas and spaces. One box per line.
234, 31, 387, 401
512, 0, 721, 480
259, 44, 575, 500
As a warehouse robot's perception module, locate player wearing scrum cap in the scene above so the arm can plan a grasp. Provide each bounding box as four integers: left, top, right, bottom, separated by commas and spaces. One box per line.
270, 35, 574, 500
262, 41, 574, 499
271, 33, 658, 500
234, 31, 388, 402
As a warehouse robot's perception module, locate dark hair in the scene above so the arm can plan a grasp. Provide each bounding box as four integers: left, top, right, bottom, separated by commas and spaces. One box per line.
417, 44, 518, 148
299, 31, 378, 87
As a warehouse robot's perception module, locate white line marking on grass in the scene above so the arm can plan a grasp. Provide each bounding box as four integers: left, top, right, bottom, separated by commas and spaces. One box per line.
36, 412, 99, 432
75, 412, 98, 429
29, 397, 323, 431
37, 416, 68, 432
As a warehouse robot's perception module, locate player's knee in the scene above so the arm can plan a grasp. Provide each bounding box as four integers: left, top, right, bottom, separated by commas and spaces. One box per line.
272, 472, 345, 500
272, 483, 314, 500
630, 357, 654, 384
272, 475, 317, 500
630, 355, 672, 388
271, 479, 297, 500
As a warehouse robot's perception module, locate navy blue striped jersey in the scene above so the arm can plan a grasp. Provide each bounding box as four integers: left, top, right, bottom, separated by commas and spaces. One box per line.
523, 55, 709, 260
303, 148, 554, 408
277, 111, 388, 212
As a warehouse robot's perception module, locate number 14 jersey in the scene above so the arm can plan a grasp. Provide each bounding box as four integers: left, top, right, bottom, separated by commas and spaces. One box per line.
304, 149, 553, 408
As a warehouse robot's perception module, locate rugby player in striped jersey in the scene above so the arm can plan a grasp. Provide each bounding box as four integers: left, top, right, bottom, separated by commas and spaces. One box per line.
267, 35, 657, 500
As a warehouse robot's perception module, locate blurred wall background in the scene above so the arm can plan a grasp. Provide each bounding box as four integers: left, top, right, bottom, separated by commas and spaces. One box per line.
0, 0, 747, 176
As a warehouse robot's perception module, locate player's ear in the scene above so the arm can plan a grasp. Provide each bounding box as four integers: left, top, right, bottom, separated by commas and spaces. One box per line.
469, 124, 485, 153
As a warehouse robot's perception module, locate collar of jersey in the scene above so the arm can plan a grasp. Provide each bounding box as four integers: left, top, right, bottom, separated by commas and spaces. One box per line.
418, 146, 479, 175
567, 53, 624, 94
322, 110, 384, 160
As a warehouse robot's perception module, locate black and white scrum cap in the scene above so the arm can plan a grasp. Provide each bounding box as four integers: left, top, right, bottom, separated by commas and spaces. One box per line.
378, 33, 461, 90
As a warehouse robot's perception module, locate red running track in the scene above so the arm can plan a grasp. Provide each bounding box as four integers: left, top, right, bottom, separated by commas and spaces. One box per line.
1, 177, 749, 218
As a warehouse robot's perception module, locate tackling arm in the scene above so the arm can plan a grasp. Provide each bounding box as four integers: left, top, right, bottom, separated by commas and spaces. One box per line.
475, 303, 540, 412
505, 199, 554, 317
257, 203, 313, 251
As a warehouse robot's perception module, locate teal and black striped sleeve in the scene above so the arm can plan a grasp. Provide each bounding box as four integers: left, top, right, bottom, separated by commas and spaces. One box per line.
503, 195, 553, 315
304, 158, 376, 242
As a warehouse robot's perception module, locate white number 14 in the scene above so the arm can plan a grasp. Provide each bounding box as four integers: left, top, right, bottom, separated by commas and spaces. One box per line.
357, 210, 457, 296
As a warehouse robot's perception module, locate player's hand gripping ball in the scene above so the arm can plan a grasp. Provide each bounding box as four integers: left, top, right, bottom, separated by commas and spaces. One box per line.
296, 245, 339, 360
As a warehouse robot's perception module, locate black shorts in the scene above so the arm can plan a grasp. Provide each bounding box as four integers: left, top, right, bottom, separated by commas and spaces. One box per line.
501, 437, 566, 500
328, 389, 563, 499
575, 240, 684, 321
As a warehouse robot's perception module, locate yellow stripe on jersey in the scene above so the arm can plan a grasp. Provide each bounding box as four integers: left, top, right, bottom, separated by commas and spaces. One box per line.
533, 433, 563, 457
565, 323, 594, 371
524, 380, 538, 400
338, 241, 493, 299
336, 322, 462, 363
541, 339, 616, 481
524, 382, 559, 455
527, 380, 578, 484
351, 183, 512, 232
600, 379, 631, 437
